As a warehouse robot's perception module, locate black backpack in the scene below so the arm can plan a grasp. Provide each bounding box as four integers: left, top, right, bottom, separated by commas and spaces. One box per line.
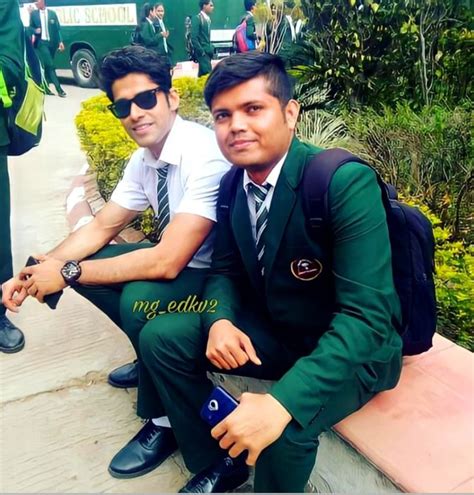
218, 148, 437, 356
130, 25, 143, 45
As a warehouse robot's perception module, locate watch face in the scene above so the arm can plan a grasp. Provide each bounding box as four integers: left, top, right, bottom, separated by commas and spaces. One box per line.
62, 261, 81, 282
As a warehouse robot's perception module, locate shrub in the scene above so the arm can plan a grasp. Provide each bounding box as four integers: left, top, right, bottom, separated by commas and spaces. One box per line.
345, 103, 473, 241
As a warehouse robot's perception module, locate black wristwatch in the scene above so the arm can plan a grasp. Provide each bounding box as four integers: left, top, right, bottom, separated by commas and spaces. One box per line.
60, 260, 82, 286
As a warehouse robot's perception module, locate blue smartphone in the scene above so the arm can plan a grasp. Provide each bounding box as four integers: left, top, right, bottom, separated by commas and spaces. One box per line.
25, 256, 63, 310
200, 386, 239, 427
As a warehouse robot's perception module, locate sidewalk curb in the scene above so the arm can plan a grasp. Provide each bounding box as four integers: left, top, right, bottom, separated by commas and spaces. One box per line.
66, 165, 145, 244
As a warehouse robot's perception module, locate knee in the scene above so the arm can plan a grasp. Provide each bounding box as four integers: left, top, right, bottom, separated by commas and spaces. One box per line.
139, 313, 204, 368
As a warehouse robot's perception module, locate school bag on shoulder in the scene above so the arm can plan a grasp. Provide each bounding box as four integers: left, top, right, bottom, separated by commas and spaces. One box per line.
0, 29, 45, 156
185, 14, 202, 62
232, 15, 256, 53
217, 148, 437, 356
302, 148, 437, 356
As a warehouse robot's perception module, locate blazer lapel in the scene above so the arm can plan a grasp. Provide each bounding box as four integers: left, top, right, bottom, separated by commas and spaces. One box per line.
231, 180, 264, 293
263, 138, 308, 280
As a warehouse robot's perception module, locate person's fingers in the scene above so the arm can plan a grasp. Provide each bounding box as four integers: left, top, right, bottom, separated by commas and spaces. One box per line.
216, 347, 239, 369
229, 346, 249, 367
241, 336, 262, 365
228, 443, 246, 460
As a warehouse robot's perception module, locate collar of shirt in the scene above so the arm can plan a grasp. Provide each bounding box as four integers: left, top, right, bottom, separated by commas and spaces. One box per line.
142, 115, 184, 170
200, 11, 210, 22
246, 11, 254, 16
243, 151, 288, 194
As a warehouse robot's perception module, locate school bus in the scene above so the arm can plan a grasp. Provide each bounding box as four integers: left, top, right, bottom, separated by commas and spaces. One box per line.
19, 0, 244, 87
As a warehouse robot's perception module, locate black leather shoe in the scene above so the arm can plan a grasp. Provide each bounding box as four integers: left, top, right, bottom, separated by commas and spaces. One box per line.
108, 360, 138, 388
57, 90, 67, 97
0, 315, 25, 353
108, 420, 178, 478
179, 456, 249, 493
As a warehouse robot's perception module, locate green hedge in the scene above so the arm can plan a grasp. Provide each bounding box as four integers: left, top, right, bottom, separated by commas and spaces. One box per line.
75, 79, 473, 351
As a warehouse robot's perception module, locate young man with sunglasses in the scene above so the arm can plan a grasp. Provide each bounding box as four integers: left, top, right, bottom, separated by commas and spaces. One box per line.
1, 45, 230, 479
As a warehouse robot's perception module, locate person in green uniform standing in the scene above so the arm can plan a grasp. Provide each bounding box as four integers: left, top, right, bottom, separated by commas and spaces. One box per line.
29, 0, 66, 97
131, 52, 403, 493
0, 0, 26, 353
244, 0, 257, 49
191, 0, 215, 77
153, 3, 173, 67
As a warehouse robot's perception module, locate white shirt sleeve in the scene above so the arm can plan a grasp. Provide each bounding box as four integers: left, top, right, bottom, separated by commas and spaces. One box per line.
175, 156, 230, 222
110, 151, 151, 212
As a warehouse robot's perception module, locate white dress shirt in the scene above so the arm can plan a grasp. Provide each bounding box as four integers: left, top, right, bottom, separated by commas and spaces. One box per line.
111, 115, 230, 268
39, 9, 50, 41
242, 152, 287, 243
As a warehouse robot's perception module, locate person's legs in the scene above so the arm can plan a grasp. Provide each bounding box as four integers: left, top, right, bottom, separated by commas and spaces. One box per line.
139, 308, 299, 474
119, 267, 209, 419
35, 42, 55, 88
0, 151, 24, 353
72, 243, 154, 328
47, 43, 64, 94
253, 370, 377, 492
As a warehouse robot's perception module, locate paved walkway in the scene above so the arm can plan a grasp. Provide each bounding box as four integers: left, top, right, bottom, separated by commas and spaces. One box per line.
0, 83, 188, 492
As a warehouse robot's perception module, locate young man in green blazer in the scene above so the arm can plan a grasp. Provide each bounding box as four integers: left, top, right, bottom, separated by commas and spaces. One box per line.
29, 0, 66, 97
191, 0, 215, 77
134, 52, 403, 492
0, 0, 26, 353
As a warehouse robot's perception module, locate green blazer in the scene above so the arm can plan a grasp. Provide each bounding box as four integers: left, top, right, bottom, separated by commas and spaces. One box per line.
140, 20, 162, 52
245, 13, 257, 42
0, 0, 24, 148
30, 8, 62, 50
202, 138, 403, 428
191, 12, 213, 58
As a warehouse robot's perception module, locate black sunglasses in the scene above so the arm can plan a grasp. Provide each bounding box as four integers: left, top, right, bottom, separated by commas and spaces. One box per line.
108, 87, 161, 118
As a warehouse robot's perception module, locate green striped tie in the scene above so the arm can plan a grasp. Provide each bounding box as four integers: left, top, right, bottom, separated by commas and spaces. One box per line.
155, 164, 170, 240
249, 183, 272, 273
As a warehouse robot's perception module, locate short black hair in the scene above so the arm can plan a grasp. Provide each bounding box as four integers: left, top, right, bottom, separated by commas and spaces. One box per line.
244, 0, 256, 10
204, 52, 294, 108
199, 0, 212, 9
99, 46, 172, 101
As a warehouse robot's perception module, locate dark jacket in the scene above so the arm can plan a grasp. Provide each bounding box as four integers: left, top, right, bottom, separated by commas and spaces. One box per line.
202, 137, 403, 428
29, 8, 62, 50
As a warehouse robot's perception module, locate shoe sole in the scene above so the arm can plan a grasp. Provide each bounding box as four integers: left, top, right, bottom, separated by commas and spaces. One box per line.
107, 376, 138, 389
0, 340, 25, 354
108, 447, 177, 479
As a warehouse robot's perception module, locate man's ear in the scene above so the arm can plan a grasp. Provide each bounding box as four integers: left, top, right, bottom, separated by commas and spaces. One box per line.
168, 88, 180, 112
285, 99, 300, 132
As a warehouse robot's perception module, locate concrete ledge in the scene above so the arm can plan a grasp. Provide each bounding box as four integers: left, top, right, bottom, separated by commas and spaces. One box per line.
211, 334, 474, 493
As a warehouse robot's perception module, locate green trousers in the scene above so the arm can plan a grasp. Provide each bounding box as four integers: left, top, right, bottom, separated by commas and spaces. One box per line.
197, 54, 212, 77
138, 308, 387, 492
72, 243, 208, 417
35, 40, 62, 92
0, 152, 12, 316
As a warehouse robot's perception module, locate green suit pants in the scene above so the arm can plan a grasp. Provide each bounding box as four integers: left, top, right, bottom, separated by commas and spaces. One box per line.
72, 243, 208, 418
35, 40, 62, 92
0, 152, 12, 316
138, 308, 386, 492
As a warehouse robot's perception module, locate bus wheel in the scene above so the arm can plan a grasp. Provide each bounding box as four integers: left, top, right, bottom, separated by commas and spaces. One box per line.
71, 49, 98, 88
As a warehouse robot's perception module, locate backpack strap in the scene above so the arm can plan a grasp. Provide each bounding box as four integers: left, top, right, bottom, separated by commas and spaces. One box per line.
302, 148, 395, 240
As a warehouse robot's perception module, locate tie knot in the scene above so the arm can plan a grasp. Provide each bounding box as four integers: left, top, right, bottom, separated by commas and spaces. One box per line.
157, 164, 169, 180
249, 183, 271, 204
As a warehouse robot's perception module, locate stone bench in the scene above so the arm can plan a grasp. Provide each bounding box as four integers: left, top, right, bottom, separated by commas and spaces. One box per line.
214, 334, 474, 493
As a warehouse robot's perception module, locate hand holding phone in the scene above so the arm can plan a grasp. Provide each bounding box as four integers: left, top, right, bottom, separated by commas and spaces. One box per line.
200, 386, 239, 427
24, 256, 63, 310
